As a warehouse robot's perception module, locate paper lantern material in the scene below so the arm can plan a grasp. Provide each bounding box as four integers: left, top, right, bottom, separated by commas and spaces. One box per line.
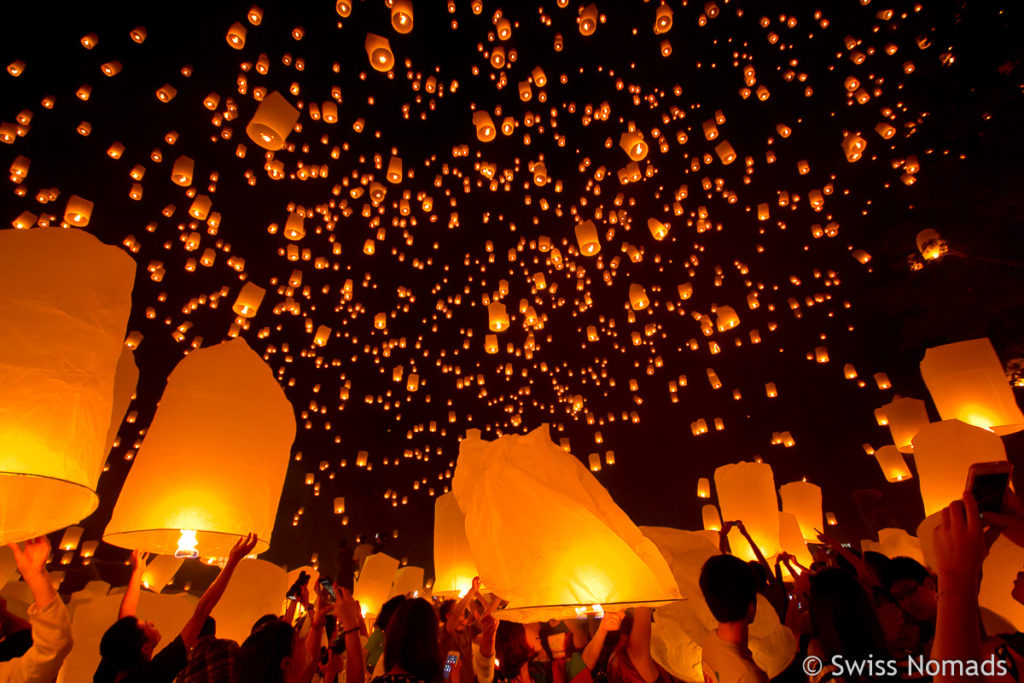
777, 512, 814, 570
643, 527, 796, 682
432, 492, 479, 598
911, 419, 1006, 517
882, 397, 930, 453
779, 481, 823, 543
920, 338, 1024, 435
451, 426, 680, 622
714, 462, 781, 560
389, 566, 425, 598
140, 556, 184, 593
354, 553, 399, 617
246, 91, 300, 151
701, 504, 721, 532
0, 548, 17, 589
59, 592, 196, 683
874, 446, 913, 483
210, 558, 288, 644
104, 346, 139, 457
861, 528, 925, 565
104, 339, 295, 559
0, 228, 135, 544
286, 565, 319, 605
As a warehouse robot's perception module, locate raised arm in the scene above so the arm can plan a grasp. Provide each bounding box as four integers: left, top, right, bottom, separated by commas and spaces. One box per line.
335, 586, 366, 683
582, 611, 622, 671
180, 533, 258, 649
118, 549, 149, 620
447, 576, 481, 636
626, 607, 659, 683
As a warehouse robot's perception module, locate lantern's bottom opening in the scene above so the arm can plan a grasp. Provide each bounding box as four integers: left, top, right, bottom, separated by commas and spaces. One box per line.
0, 473, 97, 545
103, 528, 268, 561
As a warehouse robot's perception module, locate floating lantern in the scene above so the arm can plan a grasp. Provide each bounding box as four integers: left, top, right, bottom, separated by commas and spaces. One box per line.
354, 553, 400, 617
628, 283, 649, 311
702, 504, 721, 531
654, 4, 673, 34
63, 195, 94, 227
714, 462, 781, 560
912, 419, 1006, 517
697, 478, 710, 498
233, 282, 266, 318
226, 22, 247, 49
915, 229, 947, 261
211, 559, 288, 643
874, 445, 913, 483
171, 155, 194, 186
575, 220, 600, 255
619, 131, 648, 161
779, 481, 822, 543
365, 33, 395, 72
246, 91, 300, 151
484, 334, 498, 354
473, 110, 496, 142
647, 218, 669, 240
714, 140, 736, 164
841, 133, 866, 162
881, 397, 929, 452
59, 526, 84, 552
391, 0, 413, 33
104, 339, 295, 559
433, 492, 479, 598
452, 427, 680, 621
284, 213, 305, 240
920, 338, 1024, 435
488, 302, 509, 332
389, 566, 424, 598
715, 306, 740, 332
578, 4, 598, 35
0, 228, 134, 544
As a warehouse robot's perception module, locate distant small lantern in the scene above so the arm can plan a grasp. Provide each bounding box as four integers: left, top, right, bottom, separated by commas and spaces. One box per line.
882, 397, 929, 452
697, 478, 711, 498
702, 504, 721, 532
391, 0, 413, 33
874, 445, 913, 483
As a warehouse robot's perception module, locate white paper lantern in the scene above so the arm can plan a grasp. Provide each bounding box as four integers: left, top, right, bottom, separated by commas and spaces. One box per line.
779, 481, 823, 543
452, 426, 680, 622
912, 419, 1006, 517
210, 558, 288, 645
354, 553, 399, 617
433, 492, 479, 598
104, 339, 295, 559
714, 462, 781, 560
0, 228, 135, 544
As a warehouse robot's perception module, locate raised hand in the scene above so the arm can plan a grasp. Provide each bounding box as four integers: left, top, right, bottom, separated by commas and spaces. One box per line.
334, 585, 362, 631
228, 533, 259, 566
8, 537, 51, 578
598, 610, 625, 632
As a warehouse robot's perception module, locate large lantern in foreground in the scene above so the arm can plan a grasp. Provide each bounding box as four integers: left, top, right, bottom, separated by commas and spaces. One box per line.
912, 419, 1006, 517
433, 492, 479, 598
714, 462, 781, 560
104, 339, 295, 559
920, 337, 1024, 435
452, 426, 680, 622
0, 228, 134, 544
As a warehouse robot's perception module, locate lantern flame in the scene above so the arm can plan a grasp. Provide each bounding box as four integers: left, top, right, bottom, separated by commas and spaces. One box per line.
175, 529, 199, 559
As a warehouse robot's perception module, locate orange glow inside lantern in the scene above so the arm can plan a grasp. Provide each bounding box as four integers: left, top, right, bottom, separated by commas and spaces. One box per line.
575, 220, 600, 255
391, 0, 413, 33
488, 302, 509, 332
246, 91, 300, 151
912, 419, 1007, 517
175, 529, 199, 559
473, 110, 496, 142
365, 33, 395, 72
874, 445, 913, 483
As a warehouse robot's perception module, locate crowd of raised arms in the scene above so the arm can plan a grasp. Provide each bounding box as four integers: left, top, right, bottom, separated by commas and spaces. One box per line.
5, 490, 1024, 683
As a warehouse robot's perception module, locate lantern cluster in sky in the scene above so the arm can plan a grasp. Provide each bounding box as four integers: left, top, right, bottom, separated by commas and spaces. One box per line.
0, 0, 1015, 570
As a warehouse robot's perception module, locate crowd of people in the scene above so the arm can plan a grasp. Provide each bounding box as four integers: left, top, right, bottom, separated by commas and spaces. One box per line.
2, 490, 1024, 682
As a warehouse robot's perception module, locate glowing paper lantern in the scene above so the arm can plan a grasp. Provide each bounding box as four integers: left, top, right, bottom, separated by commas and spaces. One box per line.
863, 528, 924, 565
714, 462, 781, 560
433, 492, 479, 598
911, 419, 1006, 517
246, 91, 300, 151
210, 559, 288, 644
104, 339, 295, 559
171, 155, 194, 186
473, 110, 496, 142
452, 426, 680, 621
643, 527, 796, 682
59, 526, 84, 551
354, 552, 400, 617
696, 478, 710, 499
777, 512, 814, 571
701, 504, 721, 532
365, 33, 395, 72
104, 346, 139, 457
0, 228, 134, 544
778, 481, 822, 543
389, 565, 424, 598
619, 131, 648, 161
140, 555, 184, 593
63, 195, 94, 227
578, 4, 598, 35
882, 397, 929, 452
226, 21, 247, 49
575, 220, 601, 256
488, 302, 509, 332
391, 0, 413, 33
874, 445, 913, 483
628, 284, 649, 311
233, 282, 266, 318
920, 338, 1024, 435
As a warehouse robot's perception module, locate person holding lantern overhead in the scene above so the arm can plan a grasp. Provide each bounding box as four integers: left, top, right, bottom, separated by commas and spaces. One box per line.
94, 533, 258, 683
0, 537, 72, 683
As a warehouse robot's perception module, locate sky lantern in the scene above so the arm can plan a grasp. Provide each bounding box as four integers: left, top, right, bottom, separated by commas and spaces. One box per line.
874, 445, 913, 483
452, 426, 680, 621
701, 504, 721, 531
647, 217, 669, 240
697, 477, 710, 498
714, 306, 740, 332
354, 552, 400, 617
366, 33, 396, 72
232, 282, 265, 318
915, 229, 948, 261
104, 339, 295, 560
778, 481, 822, 543
211, 559, 288, 643
920, 337, 1024, 435
246, 91, 300, 151
63, 195, 94, 227
619, 130, 648, 161
575, 219, 600, 255
335, 0, 352, 17
654, 4, 673, 34
390, 565, 425, 598
0, 228, 134, 544
488, 302, 509, 332
841, 132, 866, 162
433, 491, 479, 598
912, 419, 1007, 517
881, 396, 929, 452
473, 110, 496, 142
578, 4, 599, 35
391, 0, 413, 33
226, 21, 247, 49
171, 155, 194, 186
714, 462, 781, 560
628, 283, 649, 311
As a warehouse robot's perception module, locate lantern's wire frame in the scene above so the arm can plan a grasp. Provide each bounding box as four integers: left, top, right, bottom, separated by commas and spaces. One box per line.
0, 472, 99, 541
103, 527, 268, 560
496, 597, 684, 617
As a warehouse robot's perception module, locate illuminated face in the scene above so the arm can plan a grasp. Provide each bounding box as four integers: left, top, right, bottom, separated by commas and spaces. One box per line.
889, 577, 936, 622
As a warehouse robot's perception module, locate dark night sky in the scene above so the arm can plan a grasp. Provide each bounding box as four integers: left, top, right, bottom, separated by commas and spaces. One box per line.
1, 0, 1022, 593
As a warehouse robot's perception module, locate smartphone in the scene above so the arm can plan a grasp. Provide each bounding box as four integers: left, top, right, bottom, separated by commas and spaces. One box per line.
287, 570, 310, 601
443, 651, 460, 680
966, 461, 1013, 514
320, 576, 337, 601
